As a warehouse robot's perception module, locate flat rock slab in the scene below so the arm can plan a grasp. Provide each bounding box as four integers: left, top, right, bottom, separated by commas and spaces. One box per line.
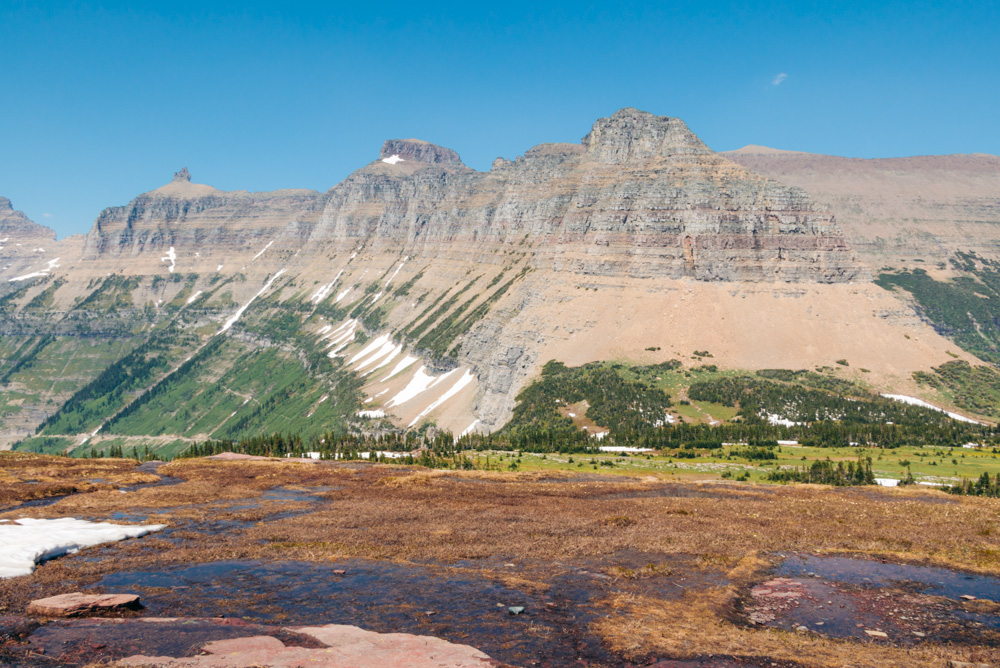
27, 593, 140, 617
121, 622, 498, 667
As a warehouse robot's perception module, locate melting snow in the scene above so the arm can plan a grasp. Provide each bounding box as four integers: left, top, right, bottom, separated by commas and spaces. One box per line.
185, 290, 203, 305
316, 324, 332, 335
384, 258, 407, 287
160, 247, 177, 273
358, 410, 387, 419
381, 355, 418, 382
0, 518, 166, 578
359, 451, 407, 459
334, 287, 352, 303
459, 419, 481, 439
600, 446, 652, 453
251, 239, 275, 261
219, 269, 286, 333
354, 340, 398, 371
765, 413, 804, 428
381, 155, 405, 165
363, 344, 402, 375
370, 290, 383, 305
875, 478, 900, 487
881, 394, 980, 424
349, 334, 391, 364
8, 257, 61, 282
310, 270, 344, 305
217, 264, 224, 271
407, 369, 475, 427
387, 366, 456, 408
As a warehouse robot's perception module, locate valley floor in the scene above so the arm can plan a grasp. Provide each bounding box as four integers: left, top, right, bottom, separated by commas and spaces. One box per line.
1, 453, 999, 667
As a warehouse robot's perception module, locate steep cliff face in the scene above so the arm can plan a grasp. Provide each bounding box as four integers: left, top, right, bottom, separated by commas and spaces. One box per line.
723, 146, 1000, 269
304, 109, 861, 284
81, 168, 323, 269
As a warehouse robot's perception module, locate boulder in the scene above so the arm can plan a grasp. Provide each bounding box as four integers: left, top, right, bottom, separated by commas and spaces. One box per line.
27, 593, 141, 617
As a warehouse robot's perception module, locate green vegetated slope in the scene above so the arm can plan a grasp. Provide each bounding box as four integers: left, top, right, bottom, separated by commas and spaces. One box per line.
500, 360, 1000, 451
11, 274, 366, 456
876, 252, 1000, 364
914, 361, 1000, 419
105, 341, 360, 443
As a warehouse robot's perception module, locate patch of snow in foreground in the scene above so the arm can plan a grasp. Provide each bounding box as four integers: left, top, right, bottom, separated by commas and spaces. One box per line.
0, 518, 166, 578
408, 369, 476, 427
185, 290, 203, 305
381, 155, 405, 165
160, 247, 177, 273
599, 446, 652, 453
219, 269, 286, 333
875, 478, 899, 487
880, 394, 980, 424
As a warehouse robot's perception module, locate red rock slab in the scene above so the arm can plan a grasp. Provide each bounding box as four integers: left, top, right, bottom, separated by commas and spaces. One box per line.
27, 593, 140, 617
121, 623, 497, 667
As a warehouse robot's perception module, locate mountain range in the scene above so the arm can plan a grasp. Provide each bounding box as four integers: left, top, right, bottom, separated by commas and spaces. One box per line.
1, 108, 996, 454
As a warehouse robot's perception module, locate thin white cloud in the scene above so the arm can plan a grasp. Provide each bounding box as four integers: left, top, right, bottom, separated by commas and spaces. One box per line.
42, 213, 52, 218
772, 73, 789, 86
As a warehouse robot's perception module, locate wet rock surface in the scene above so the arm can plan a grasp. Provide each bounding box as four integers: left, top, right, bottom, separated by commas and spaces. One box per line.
26, 593, 141, 618
744, 554, 1000, 645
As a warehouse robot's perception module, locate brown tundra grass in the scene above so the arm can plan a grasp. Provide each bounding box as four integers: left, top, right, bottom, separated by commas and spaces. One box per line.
1, 456, 999, 666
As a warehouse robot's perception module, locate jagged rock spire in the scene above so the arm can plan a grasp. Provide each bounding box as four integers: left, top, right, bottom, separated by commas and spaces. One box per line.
173, 167, 191, 183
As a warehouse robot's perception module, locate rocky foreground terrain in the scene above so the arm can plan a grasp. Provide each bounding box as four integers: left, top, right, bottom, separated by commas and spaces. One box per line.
0, 108, 994, 453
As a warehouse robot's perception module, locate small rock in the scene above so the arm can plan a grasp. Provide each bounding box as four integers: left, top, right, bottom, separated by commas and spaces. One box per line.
424, 611, 436, 616
912, 631, 926, 638
856, 623, 865, 628
333, 570, 346, 576
864, 630, 888, 638
27, 593, 141, 618
814, 622, 824, 626
795, 625, 808, 633
90, 644, 106, 650
508, 606, 525, 615
960, 595, 977, 601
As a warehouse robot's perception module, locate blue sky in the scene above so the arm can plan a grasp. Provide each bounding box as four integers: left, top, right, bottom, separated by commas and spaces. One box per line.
2, 1, 998, 237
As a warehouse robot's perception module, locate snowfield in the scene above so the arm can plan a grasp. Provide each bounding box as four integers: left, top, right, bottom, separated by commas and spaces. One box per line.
0, 518, 166, 578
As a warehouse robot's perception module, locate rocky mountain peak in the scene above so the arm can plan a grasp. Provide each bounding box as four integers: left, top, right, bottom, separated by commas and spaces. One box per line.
0, 196, 57, 240
583, 108, 712, 163
379, 139, 464, 166
173, 167, 192, 183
